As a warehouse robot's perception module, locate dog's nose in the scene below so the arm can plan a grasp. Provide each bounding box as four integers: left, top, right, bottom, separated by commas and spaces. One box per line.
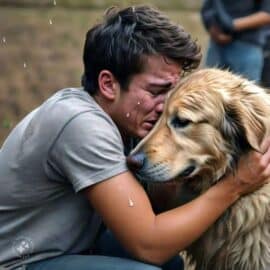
127, 152, 145, 172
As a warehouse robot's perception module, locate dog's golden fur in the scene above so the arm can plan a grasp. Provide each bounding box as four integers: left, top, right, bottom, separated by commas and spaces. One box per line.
131, 68, 270, 270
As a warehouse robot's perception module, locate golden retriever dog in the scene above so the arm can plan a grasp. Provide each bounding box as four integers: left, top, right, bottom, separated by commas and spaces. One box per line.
128, 68, 270, 270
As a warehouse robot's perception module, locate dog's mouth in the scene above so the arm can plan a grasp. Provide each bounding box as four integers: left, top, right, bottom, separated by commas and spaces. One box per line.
177, 164, 197, 178
174, 164, 200, 188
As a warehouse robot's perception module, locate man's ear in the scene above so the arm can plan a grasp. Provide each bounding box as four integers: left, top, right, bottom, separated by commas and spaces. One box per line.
98, 70, 120, 101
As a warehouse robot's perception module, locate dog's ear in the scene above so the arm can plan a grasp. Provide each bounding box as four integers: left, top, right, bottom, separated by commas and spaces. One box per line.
238, 99, 266, 152
223, 96, 267, 152
221, 103, 250, 154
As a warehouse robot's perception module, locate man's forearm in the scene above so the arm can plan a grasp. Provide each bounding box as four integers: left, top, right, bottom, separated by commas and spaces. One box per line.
234, 12, 270, 31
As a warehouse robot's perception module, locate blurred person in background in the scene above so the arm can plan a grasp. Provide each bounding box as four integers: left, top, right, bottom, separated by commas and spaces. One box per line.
201, 0, 270, 83
261, 26, 270, 87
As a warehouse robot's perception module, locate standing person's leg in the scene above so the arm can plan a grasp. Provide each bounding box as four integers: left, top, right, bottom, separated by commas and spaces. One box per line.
26, 255, 161, 270
94, 229, 184, 270
204, 40, 225, 69
225, 40, 263, 82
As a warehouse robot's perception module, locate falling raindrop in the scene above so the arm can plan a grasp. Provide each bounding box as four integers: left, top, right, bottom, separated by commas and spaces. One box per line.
53, 0, 57, 5
2, 36, 6, 44
126, 112, 130, 118
49, 19, 53, 25
23, 62, 27, 68
137, 101, 141, 105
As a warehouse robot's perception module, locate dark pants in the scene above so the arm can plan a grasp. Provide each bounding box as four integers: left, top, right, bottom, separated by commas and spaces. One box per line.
27, 230, 184, 270
93, 229, 184, 270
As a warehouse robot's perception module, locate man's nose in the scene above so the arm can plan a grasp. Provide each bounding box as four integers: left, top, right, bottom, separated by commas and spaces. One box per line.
155, 94, 166, 113
155, 102, 164, 113
127, 152, 145, 172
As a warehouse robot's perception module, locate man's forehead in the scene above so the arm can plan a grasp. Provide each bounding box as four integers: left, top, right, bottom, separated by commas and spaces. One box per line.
143, 55, 182, 72
143, 69, 182, 87
147, 80, 174, 89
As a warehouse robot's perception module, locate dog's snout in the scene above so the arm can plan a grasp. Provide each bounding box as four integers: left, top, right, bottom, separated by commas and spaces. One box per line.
127, 152, 145, 172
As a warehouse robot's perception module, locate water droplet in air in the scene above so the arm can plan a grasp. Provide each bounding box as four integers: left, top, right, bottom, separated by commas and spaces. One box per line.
49, 19, 53, 25
2, 37, 6, 43
137, 101, 141, 105
23, 62, 27, 68
53, 0, 57, 5
126, 112, 130, 118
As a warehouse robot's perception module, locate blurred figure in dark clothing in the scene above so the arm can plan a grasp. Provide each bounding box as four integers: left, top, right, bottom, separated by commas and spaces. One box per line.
261, 27, 270, 87
201, 0, 270, 83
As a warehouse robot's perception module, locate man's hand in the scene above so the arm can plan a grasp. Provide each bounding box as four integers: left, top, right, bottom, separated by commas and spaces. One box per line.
209, 25, 232, 44
232, 138, 270, 196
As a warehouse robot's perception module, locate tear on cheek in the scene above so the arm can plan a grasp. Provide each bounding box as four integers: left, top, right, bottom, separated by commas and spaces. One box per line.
128, 198, 134, 207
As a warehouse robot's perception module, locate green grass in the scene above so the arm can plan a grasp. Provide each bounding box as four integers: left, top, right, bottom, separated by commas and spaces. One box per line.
2, 119, 13, 129
0, 6, 208, 145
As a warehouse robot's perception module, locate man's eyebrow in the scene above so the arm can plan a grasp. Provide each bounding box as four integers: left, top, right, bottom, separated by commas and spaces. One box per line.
148, 81, 173, 89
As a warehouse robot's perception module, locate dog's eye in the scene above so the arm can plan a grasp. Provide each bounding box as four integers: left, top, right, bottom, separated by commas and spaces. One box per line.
170, 116, 191, 128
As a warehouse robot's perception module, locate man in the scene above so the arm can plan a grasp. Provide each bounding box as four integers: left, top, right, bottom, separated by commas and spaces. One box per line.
201, 0, 270, 82
1, 5, 270, 270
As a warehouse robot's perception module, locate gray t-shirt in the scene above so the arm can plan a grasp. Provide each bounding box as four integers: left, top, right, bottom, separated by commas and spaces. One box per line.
0, 88, 129, 269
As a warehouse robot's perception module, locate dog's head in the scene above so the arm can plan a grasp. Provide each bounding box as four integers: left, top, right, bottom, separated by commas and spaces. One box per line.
129, 68, 270, 192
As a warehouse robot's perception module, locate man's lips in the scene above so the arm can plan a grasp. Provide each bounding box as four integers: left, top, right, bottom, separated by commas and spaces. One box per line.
142, 120, 157, 130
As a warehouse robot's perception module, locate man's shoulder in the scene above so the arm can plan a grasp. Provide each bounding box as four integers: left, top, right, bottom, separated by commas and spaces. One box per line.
39, 87, 109, 131
45, 87, 98, 117
41, 88, 121, 150
1, 88, 113, 156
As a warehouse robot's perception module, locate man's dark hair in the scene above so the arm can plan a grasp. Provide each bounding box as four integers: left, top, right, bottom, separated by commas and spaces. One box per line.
82, 5, 201, 95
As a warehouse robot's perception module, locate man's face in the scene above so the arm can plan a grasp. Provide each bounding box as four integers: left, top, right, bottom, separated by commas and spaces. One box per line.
114, 55, 182, 139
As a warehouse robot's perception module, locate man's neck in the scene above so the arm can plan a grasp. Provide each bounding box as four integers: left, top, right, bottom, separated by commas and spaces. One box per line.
93, 94, 135, 150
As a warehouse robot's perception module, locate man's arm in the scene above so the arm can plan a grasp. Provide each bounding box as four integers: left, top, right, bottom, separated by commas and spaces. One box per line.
233, 11, 270, 31
201, 0, 233, 44
84, 148, 270, 265
201, 0, 216, 31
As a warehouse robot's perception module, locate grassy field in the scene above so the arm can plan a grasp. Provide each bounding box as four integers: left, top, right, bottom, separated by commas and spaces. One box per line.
0, 5, 208, 144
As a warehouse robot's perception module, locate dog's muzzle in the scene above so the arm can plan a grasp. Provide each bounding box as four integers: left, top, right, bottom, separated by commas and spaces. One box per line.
127, 152, 172, 182
128, 151, 198, 182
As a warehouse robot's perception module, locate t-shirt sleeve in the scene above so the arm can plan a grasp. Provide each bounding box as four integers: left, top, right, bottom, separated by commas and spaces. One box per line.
46, 111, 129, 192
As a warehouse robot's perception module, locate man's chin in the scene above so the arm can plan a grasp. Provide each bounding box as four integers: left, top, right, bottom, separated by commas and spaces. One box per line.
130, 125, 153, 139
137, 129, 151, 139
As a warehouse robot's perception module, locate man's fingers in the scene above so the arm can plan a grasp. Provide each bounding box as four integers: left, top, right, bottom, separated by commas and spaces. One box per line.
260, 137, 270, 154
260, 143, 270, 168
262, 163, 270, 181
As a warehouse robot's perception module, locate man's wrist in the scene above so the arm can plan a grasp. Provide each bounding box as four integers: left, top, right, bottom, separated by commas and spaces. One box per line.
211, 174, 241, 203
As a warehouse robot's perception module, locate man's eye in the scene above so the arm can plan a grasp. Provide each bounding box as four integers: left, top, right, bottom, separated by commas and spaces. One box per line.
170, 116, 191, 128
149, 91, 161, 97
